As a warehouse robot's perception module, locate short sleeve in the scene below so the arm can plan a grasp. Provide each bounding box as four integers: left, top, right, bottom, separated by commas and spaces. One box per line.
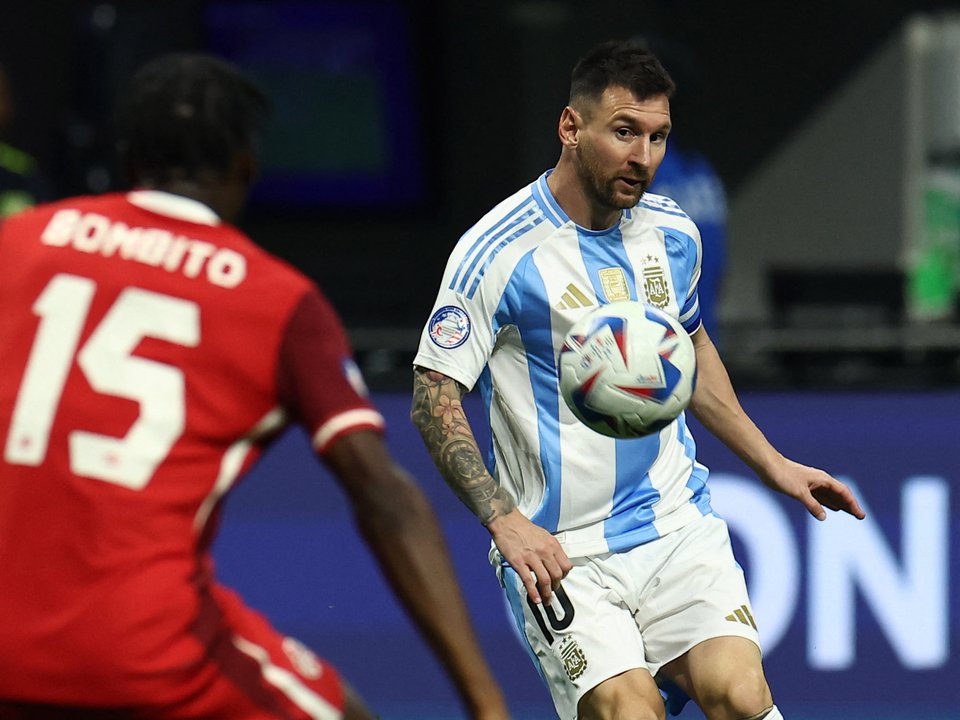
277, 287, 384, 454
412, 249, 502, 391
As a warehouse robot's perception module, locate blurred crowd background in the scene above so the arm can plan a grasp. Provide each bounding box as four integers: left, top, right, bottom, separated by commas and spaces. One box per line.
5, 0, 960, 392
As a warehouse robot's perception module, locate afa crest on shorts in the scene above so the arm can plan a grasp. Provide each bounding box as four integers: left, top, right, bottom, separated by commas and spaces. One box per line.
429, 305, 471, 349
559, 637, 588, 681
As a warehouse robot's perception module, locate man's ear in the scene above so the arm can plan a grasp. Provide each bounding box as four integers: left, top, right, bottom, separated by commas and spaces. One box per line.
558, 106, 581, 149
235, 148, 259, 188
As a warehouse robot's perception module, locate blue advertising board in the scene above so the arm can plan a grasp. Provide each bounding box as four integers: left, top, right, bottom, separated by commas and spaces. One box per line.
213, 391, 959, 719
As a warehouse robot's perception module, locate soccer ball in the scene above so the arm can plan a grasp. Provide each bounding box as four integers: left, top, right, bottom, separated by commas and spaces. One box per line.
558, 301, 697, 438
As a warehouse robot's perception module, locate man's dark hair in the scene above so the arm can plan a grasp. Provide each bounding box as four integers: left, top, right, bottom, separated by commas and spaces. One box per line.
115, 53, 269, 185
569, 39, 675, 110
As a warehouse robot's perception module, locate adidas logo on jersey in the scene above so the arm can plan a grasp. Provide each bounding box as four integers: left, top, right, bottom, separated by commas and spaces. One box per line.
725, 604, 758, 630
555, 283, 594, 310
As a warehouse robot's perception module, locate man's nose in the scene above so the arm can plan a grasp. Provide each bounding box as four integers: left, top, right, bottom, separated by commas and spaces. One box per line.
630, 138, 652, 167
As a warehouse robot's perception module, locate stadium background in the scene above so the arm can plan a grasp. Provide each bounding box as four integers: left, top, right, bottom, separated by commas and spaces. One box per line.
2, 1, 958, 718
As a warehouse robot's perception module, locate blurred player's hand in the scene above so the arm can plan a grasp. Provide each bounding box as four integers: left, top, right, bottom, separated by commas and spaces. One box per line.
761, 457, 866, 521
487, 509, 572, 605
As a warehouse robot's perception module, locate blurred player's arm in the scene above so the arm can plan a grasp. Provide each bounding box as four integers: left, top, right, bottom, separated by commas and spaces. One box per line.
282, 289, 509, 718
411, 366, 571, 605
687, 327, 865, 520
323, 429, 509, 720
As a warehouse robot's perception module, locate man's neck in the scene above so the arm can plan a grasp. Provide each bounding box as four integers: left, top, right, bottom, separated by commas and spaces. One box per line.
142, 178, 237, 224
546, 162, 620, 231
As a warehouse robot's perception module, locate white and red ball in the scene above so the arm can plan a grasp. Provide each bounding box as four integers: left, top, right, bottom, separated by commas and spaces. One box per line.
558, 301, 697, 438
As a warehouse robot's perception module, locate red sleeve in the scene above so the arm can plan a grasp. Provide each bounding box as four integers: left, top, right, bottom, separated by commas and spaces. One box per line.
277, 286, 384, 454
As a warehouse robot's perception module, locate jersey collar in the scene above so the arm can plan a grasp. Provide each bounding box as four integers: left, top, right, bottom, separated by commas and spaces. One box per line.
532, 170, 634, 232
126, 190, 221, 226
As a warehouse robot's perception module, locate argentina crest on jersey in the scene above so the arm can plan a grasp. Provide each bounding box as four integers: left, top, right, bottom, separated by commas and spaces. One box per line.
639, 253, 671, 309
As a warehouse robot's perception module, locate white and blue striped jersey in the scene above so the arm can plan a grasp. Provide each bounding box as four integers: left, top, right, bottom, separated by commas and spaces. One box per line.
414, 171, 713, 557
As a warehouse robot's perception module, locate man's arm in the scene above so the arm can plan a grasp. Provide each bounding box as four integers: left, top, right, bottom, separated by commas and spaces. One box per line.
411, 366, 572, 604
688, 327, 865, 520
323, 429, 508, 720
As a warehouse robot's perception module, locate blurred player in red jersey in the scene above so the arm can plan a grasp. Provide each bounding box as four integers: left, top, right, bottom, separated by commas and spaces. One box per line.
0, 54, 510, 720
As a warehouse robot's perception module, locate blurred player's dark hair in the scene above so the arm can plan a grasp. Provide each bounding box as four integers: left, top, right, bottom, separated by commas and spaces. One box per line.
569, 39, 675, 111
115, 53, 269, 186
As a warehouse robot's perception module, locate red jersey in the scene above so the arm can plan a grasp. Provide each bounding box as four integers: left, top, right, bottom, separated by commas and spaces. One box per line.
0, 191, 383, 706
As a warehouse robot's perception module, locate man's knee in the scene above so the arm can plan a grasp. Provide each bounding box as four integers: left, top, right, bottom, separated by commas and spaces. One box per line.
699, 665, 773, 719
577, 696, 664, 720
577, 669, 666, 720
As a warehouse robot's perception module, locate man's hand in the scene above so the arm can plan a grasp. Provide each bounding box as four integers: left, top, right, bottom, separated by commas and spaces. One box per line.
486, 509, 573, 605
761, 457, 866, 521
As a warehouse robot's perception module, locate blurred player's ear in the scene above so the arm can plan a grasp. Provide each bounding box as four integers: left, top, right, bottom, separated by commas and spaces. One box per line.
235, 147, 258, 189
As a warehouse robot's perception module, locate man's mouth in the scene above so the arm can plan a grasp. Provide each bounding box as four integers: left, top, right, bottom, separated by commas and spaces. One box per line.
618, 177, 646, 190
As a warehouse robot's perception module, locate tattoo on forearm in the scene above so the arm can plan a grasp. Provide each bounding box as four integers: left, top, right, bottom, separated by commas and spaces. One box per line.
412, 367, 516, 524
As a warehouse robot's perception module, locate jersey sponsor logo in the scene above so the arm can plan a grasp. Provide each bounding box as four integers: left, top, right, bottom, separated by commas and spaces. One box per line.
559, 637, 588, 681
40, 208, 247, 288
554, 283, 594, 311
598, 267, 630, 303
641, 255, 671, 309
428, 305, 471, 349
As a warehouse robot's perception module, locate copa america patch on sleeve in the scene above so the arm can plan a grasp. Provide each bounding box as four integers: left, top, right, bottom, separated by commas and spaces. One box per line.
428, 305, 471, 348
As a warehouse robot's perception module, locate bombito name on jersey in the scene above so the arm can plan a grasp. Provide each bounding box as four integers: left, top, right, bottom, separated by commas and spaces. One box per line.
40, 208, 246, 288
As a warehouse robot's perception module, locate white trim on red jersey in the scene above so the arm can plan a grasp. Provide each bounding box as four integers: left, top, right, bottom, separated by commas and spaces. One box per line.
127, 189, 221, 226
312, 408, 385, 454
231, 635, 342, 720
194, 407, 288, 532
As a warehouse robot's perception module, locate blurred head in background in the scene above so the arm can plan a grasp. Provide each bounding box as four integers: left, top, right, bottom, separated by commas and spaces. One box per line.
114, 53, 269, 222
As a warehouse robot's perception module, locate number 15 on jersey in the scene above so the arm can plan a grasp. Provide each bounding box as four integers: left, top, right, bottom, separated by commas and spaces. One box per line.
4, 273, 200, 490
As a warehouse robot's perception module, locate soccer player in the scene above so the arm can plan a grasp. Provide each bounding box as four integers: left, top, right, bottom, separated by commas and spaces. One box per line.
0, 54, 509, 720
411, 40, 864, 720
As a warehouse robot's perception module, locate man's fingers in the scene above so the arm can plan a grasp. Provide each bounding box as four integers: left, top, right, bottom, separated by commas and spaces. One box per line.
542, 556, 566, 590
803, 490, 827, 521
813, 484, 866, 520
521, 569, 542, 605
522, 565, 556, 606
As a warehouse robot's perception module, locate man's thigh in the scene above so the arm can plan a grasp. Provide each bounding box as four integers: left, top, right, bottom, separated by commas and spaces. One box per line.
633, 514, 762, 678
577, 668, 665, 720
661, 635, 772, 715
500, 557, 648, 720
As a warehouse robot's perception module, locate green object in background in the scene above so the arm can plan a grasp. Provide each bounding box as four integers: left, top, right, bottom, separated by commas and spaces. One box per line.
0, 141, 40, 218
907, 168, 960, 321
0, 189, 34, 218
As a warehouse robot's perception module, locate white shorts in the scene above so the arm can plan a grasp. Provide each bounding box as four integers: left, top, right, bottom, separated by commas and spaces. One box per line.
497, 513, 761, 720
